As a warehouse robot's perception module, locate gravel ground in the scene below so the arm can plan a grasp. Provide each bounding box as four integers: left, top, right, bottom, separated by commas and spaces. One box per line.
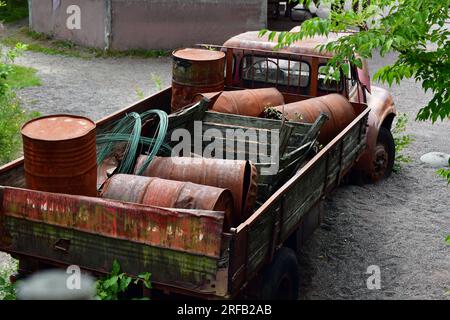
299, 53, 450, 300
14, 52, 173, 120
0, 39, 449, 300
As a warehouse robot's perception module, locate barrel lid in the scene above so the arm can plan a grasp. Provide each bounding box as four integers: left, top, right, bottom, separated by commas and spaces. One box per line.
173, 48, 225, 61
21, 115, 96, 141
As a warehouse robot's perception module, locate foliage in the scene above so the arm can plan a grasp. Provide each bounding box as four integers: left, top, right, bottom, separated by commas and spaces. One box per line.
6, 64, 41, 89
263, 106, 286, 120
446, 235, 450, 246
262, 0, 450, 183
0, 259, 18, 300
0, 0, 28, 23
0, 42, 40, 165
392, 113, 413, 172
2, 27, 170, 60
95, 260, 151, 300
437, 167, 450, 185
151, 73, 163, 91
0, 42, 27, 94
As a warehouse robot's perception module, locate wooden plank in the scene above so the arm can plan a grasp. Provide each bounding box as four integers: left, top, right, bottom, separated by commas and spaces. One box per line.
246, 207, 276, 276
203, 111, 312, 135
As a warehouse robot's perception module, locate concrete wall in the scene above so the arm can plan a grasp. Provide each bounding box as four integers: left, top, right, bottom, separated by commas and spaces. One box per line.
29, 0, 267, 50
30, 0, 106, 49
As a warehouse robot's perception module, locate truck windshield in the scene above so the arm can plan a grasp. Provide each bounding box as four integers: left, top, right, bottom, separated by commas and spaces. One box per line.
242, 56, 310, 88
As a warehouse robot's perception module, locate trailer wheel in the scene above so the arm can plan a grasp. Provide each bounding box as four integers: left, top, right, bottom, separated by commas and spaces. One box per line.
371, 127, 395, 182
260, 247, 299, 300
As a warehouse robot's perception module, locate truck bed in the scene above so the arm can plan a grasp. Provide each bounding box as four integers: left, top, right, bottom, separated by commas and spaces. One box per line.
0, 87, 369, 299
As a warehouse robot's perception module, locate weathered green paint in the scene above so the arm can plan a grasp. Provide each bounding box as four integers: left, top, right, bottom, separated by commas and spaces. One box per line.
4, 216, 220, 293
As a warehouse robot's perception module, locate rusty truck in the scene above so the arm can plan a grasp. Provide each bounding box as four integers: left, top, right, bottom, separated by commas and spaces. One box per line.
0, 29, 396, 299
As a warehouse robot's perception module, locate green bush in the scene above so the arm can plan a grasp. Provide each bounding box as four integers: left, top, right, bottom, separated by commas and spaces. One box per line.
0, 90, 38, 165
0, 42, 39, 166
0, 0, 28, 23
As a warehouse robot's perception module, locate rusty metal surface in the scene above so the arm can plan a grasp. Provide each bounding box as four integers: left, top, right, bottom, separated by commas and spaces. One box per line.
275, 94, 356, 144
223, 30, 349, 59
134, 156, 258, 226
1, 186, 223, 258
171, 48, 225, 112
101, 174, 233, 230
194, 88, 285, 117
21, 115, 98, 197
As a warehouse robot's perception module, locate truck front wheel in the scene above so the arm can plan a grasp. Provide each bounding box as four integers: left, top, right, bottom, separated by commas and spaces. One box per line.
371, 127, 395, 182
259, 247, 299, 300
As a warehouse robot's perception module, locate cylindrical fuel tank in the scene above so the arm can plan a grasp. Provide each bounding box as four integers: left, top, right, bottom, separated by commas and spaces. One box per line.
133, 156, 258, 225
101, 174, 234, 230
193, 88, 285, 117
275, 94, 356, 144
171, 48, 225, 113
21, 115, 97, 197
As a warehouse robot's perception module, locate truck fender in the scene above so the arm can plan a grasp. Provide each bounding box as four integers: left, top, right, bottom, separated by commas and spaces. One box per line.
353, 86, 396, 181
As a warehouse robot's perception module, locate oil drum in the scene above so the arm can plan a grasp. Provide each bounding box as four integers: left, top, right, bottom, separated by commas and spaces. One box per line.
21, 114, 97, 196
193, 88, 285, 117
171, 48, 225, 113
101, 174, 234, 230
275, 94, 356, 144
134, 156, 258, 225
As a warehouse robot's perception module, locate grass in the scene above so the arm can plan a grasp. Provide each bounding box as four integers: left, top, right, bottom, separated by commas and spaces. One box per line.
0, 0, 28, 23
6, 64, 41, 89
1, 27, 170, 60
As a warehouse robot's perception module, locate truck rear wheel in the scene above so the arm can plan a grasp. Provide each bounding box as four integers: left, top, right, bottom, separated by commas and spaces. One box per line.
259, 247, 299, 300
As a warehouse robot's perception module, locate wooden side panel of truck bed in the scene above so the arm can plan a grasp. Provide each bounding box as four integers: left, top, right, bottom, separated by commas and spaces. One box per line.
228, 103, 369, 296
0, 187, 227, 296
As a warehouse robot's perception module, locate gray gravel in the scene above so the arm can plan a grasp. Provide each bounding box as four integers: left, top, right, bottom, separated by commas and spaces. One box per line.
299, 52, 450, 300
1, 48, 449, 300
15, 52, 172, 120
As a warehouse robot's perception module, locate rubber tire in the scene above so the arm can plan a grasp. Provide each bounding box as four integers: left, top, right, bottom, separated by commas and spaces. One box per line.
376, 127, 395, 180
348, 127, 395, 185
259, 247, 300, 300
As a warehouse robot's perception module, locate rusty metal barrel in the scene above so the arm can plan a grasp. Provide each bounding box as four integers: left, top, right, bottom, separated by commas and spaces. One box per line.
171, 48, 226, 113
275, 94, 356, 144
193, 88, 285, 117
101, 174, 234, 230
21, 115, 97, 196
134, 156, 258, 225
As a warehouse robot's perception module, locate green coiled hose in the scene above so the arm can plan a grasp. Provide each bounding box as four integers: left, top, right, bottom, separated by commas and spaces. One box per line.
96, 109, 169, 175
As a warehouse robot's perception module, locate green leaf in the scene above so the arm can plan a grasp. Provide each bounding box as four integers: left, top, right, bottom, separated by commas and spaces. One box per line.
119, 276, 132, 292
102, 275, 119, 289
111, 259, 121, 275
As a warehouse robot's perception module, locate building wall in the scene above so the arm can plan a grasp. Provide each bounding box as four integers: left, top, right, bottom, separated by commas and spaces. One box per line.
29, 0, 267, 50
30, 0, 106, 49
109, 0, 267, 50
